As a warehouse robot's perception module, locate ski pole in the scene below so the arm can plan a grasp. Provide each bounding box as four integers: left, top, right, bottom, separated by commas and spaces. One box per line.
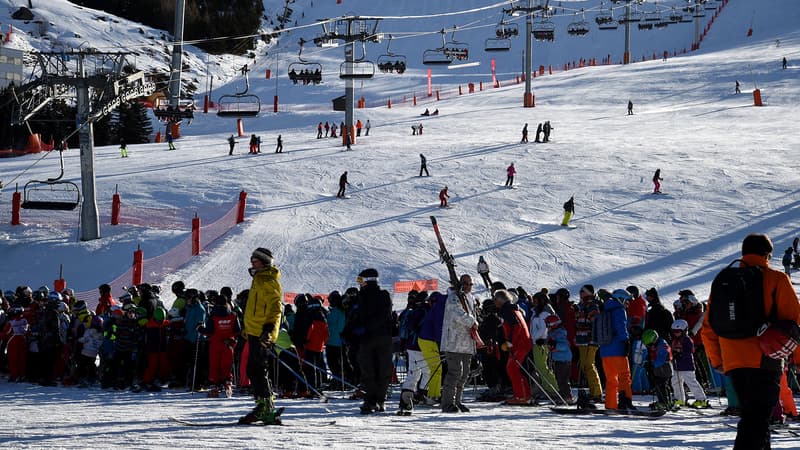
525, 352, 567, 405
512, 353, 556, 405
273, 343, 360, 391
268, 348, 328, 402
191, 337, 201, 395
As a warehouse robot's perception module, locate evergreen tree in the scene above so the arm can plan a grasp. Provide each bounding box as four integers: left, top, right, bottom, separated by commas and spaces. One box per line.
113, 101, 153, 144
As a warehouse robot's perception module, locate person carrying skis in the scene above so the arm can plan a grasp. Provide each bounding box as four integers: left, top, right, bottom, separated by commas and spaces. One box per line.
227, 134, 236, 156
239, 248, 283, 425
419, 153, 430, 177
521, 123, 528, 143
561, 196, 575, 226
505, 163, 516, 187
337, 171, 350, 198
495, 289, 534, 404
476, 256, 492, 290
440, 274, 479, 413
653, 169, 663, 194
439, 186, 449, 207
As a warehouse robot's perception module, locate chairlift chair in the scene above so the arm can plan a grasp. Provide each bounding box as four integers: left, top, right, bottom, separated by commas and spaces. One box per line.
654, 20, 670, 29
288, 39, 323, 85
339, 61, 375, 79
693, 7, 706, 18
422, 49, 452, 66
644, 11, 662, 22
21, 149, 80, 211
495, 19, 519, 39
376, 34, 408, 74
638, 22, 654, 31
217, 64, 261, 118
532, 18, 555, 42
705, 1, 718, 11
442, 27, 470, 61
668, 10, 683, 23
485, 37, 512, 52
596, 9, 618, 30
619, 10, 643, 24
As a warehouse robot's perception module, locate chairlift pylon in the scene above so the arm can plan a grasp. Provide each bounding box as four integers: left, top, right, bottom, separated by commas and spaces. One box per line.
217, 64, 261, 117
21, 148, 80, 211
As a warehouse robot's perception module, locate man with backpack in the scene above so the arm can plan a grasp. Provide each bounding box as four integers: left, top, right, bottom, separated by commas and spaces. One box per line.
702, 233, 800, 450
598, 289, 636, 410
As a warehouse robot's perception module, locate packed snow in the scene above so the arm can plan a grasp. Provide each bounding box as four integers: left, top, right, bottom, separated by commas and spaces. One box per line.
1, 0, 799, 448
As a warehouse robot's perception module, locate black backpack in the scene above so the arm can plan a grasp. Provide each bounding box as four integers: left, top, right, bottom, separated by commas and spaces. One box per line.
708, 259, 766, 339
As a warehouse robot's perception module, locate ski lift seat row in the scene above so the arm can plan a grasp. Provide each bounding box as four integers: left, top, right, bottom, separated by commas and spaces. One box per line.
217, 95, 261, 117
567, 21, 591, 37
484, 38, 511, 52
339, 61, 375, 79
423, 49, 452, 66
20, 149, 81, 211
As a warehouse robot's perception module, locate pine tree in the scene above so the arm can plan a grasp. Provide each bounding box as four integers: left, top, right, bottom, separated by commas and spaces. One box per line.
113, 101, 153, 145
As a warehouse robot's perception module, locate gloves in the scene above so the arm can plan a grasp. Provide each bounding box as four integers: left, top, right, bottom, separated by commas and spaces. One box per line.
535, 338, 546, 346
259, 323, 275, 348
500, 342, 513, 352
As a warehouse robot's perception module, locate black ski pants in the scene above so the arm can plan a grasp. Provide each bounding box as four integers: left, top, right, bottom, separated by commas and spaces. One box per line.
729, 367, 781, 450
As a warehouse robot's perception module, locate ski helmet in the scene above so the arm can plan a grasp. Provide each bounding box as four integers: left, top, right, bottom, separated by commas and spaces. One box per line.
612, 288, 632, 302
642, 329, 659, 346
48, 291, 63, 303
91, 315, 104, 330
671, 319, 689, 332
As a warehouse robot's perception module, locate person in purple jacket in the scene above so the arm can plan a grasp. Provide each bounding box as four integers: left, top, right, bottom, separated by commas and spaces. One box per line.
416, 291, 446, 402
670, 319, 708, 408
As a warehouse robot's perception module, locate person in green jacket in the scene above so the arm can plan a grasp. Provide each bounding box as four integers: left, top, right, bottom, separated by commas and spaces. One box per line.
239, 247, 284, 425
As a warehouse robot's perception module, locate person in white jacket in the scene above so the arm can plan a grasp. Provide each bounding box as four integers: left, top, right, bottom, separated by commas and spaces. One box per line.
439, 274, 478, 413
528, 290, 560, 400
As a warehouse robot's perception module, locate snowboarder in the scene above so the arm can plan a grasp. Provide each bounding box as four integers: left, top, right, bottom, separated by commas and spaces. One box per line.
419, 153, 429, 177
521, 123, 528, 143
238, 248, 283, 425
275, 135, 283, 153
421, 108, 430, 116
627, 100, 634, 115
119, 139, 128, 158
365, 119, 371, 136
735, 80, 741, 94
337, 171, 350, 198
535, 123, 543, 143
439, 186, 449, 207
166, 130, 176, 150
542, 121, 553, 142
227, 134, 236, 155
476, 255, 492, 290
505, 163, 516, 187
652, 169, 663, 194
561, 196, 574, 226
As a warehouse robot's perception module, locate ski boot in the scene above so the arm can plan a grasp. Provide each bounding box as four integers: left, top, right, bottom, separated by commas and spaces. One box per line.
690, 399, 709, 409
576, 389, 597, 410
397, 389, 414, 416
207, 386, 219, 398
618, 393, 637, 410
359, 402, 378, 415
223, 382, 234, 398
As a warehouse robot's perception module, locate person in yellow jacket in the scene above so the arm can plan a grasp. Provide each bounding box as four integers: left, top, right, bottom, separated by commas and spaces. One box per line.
239, 247, 284, 425
702, 234, 800, 450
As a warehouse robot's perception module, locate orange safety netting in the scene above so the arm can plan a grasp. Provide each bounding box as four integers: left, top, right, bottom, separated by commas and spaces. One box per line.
393, 279, 438, 294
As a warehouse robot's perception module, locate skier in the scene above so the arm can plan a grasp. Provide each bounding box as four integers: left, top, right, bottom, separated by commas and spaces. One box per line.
356, 119, 362, 137
599, 289, 636, 411
418, 123, 424, 135
119, 138, 128, 158
227, 134, 236, 156
505, 163, 516, 187
249, 134, 258, 154
199, 292, 241, 398
439, 186, 449, 208
561, 196, 574, 226
352, 268, 394, 414
440, 274, 479, 413
669, 319, 708, 408
576, 285, 603, 403
521, 123, 528, 143
337, 171, 350, 198
783, 56, 787, 69
317, 122, 323, 139
166, 129, 176, 150
535, 123, 543, 143
324, 121, 330, 137
735, 80, 741, 94
257, 135, 262, 153
330, 123, 338, 138
494, 289, 534, 404
652, 169, 663, 194
239, 248, 283, 425
627, 100, 634, 115
476, 255, 492, 290
398, 292, 431, 415
411, 125, 418, 136
546, 314, 573, 404
419, 153, 430, 177
365, 119, 371, 136
543, 120, 553, 142
275, 134, 283, 153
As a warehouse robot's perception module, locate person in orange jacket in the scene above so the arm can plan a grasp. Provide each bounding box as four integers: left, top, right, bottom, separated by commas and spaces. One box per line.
702, 234, 800, 450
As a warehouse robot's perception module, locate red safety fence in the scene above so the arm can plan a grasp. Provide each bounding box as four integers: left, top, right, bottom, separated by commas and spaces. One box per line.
394, 279, 439, 294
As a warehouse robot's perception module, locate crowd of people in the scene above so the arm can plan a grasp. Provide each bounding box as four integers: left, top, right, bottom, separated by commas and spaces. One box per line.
1, 237, 799, 440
